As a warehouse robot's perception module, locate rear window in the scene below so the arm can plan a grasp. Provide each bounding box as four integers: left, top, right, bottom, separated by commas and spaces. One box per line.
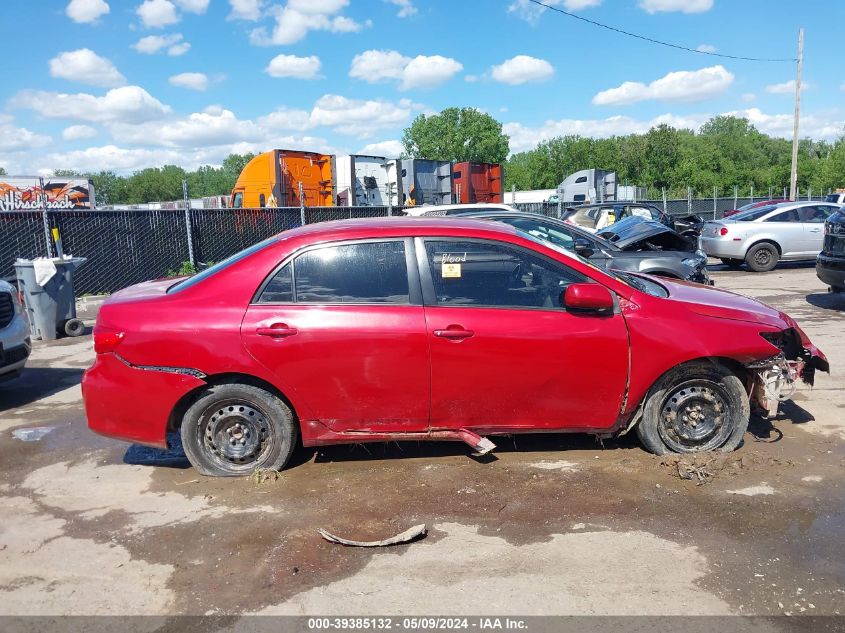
168, 236, 277, 293
734, 205, 778, 221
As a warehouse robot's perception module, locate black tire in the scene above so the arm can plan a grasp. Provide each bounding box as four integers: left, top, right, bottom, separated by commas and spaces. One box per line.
720, 258, 743, 268
636, 362, 749, 455
63, 318, 85, 337
180, 383, 298, 477
745, 243, 779, 272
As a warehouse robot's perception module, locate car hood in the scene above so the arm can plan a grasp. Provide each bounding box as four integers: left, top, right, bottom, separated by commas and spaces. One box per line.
598, 217, 694, 251
655, 276, 789, 328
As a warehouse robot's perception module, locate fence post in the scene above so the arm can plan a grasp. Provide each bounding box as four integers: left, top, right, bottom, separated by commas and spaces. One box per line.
783, 186, 788, 198
713, 186, 717, 218
661, 187, 667, 214
687, 186, 692, 214
298, 181, 306, 225
511, 184, 516, 205
808, 186, 812, 201
181, 180, 195, 268
556, 194, 562, 219
38, 176, 53, 258
733, 185, 738, 209
750, 185, 754, 201
769, 186, 773, 200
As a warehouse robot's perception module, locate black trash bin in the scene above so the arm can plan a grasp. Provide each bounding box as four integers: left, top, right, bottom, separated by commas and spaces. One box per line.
13, 257, 87, 341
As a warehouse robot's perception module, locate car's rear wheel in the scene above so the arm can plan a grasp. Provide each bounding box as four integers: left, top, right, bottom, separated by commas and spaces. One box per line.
636, 362, 748, 455
745, 243, 779, 272
720, 258, 743, 268
180, 383, 297, 477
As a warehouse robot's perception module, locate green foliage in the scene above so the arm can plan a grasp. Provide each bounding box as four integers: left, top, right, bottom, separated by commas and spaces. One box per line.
505, 116, 845, 197
0, 166, 6, 176
53, 152, 257, 206
166, 261, 199, 277
402, 107, 509, 164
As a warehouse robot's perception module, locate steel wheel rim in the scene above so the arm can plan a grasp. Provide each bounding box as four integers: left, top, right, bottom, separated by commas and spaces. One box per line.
198, 398, 274, 471
754, 248, 772, 266
658, 380, 733, 453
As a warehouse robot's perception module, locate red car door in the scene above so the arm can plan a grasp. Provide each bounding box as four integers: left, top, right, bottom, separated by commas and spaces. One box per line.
241, 239, 430, 433
418, 238, 629, 431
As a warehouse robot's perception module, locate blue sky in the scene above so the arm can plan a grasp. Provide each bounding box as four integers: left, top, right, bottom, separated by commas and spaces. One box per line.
1, 0, 843, 175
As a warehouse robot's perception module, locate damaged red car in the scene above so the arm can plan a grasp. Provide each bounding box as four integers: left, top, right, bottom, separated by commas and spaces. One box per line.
82, 218, 829, 476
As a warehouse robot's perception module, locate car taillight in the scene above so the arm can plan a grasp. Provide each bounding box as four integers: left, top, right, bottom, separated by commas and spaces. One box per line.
719, 227, 729, 236
93, 327, 125, 354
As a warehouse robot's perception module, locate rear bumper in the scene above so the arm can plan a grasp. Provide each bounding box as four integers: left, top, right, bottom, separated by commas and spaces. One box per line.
82, 353, 206, 449
698, 236, 746, 259
816, 255, 845, 289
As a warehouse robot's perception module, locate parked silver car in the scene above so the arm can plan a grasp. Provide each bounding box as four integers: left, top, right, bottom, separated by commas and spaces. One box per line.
698, 202, 842, 272
0, 280, 31, 382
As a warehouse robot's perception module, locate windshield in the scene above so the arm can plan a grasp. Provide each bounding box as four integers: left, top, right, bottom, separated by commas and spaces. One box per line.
732, 205, 778, 221
167, 235, 278, 293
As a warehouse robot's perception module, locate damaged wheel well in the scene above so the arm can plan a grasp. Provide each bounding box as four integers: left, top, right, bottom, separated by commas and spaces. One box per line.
166, 372, 301, 434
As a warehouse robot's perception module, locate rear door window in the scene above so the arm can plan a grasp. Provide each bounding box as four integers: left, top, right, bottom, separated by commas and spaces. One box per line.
293, 241, 409, 304
423, 239, 586, 310
766, 209, 800, 223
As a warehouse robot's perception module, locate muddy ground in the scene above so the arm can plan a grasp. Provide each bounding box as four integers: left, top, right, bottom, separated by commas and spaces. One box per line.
0, 265, 843, 620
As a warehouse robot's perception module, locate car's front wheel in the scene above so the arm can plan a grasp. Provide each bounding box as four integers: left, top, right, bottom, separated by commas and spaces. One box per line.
180, 383, 298, 477
636, 362, 749, 455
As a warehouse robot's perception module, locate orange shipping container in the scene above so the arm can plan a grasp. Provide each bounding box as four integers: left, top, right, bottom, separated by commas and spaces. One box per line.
230, 150, 335, 208
452, 162, 503, 204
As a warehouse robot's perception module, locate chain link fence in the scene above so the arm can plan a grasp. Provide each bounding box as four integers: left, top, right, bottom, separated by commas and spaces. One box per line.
0, 196, 832, 295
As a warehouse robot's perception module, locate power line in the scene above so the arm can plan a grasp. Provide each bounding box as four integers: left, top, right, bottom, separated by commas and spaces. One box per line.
526, 0, 796, 63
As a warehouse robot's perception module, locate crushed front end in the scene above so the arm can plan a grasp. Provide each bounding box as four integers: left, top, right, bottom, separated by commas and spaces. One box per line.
746, 327, 829, 418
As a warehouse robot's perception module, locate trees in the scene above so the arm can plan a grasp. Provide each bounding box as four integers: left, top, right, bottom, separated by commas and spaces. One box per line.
402, 108, 509, 164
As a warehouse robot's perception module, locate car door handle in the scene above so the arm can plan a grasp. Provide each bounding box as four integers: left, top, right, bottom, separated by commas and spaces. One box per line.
256, 324, 298, 338
434, 327, 474, 340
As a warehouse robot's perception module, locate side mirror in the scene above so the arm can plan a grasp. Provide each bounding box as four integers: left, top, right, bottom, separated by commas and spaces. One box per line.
573, 237, 594, 258
562, 283, 615, 314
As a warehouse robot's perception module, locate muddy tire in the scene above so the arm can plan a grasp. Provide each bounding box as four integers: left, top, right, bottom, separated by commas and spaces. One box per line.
636, 362, 749, 455
180, 383, 297, 477
720, 258, 743, 268
745, 243, 779, 272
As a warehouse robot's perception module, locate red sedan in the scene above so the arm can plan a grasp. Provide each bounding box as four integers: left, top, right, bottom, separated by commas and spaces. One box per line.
82, 218, 828, 476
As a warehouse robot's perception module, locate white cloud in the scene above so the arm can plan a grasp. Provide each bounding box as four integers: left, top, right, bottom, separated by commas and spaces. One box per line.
168, 72, 209, 90
132, 33, 190, 55
724, 108, 842, 140
173, 0, 209, 13
593, 65, 733, 106
310, 94, 412, 136
48, 49, 126, 88
491, 55, 554, 85
696, 44, 717, 53
137, 0, 180, 27
385, 0, 416, 17
62, 125, 99, 141
349, 50, 462, 90
0, 116, 52, 153
228, 0, 263, 19
11, 86, 171, 124
741, 93, 756, 103
639, 0, 713, 13
508, 0, 601, 23
766, 80, 808, 94
249, 1, 369, 45
66, 0, 110, 23
110, 107, 262, 146
265, 54, 322, 79
358, 140, 404, 157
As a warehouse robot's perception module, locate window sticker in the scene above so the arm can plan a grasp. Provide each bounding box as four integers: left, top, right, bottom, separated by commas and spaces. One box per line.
441, 252, 466, 278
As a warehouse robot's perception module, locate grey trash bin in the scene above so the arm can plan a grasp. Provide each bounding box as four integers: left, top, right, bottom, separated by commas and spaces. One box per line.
14, 257, 87, 341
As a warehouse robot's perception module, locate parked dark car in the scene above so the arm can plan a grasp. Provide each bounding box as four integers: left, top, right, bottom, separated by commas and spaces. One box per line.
562, 202, 703, 239
441, 210, 710, 284
817, 209, 845, 293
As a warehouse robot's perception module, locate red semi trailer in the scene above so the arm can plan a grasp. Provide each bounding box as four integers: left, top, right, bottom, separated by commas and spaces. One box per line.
452, 162, 503, 204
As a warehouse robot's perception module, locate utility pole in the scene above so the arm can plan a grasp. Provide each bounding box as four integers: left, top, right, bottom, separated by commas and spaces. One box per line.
789, 27, 804, 201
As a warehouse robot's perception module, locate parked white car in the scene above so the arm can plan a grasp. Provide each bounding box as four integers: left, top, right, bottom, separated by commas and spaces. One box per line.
0, 280, 31, 382
699, 202, 842, 272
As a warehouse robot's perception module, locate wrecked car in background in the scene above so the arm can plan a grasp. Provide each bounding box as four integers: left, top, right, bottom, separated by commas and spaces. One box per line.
597, 216, 698, 253
82, 217, 828, 476
562, 202, 704, 239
